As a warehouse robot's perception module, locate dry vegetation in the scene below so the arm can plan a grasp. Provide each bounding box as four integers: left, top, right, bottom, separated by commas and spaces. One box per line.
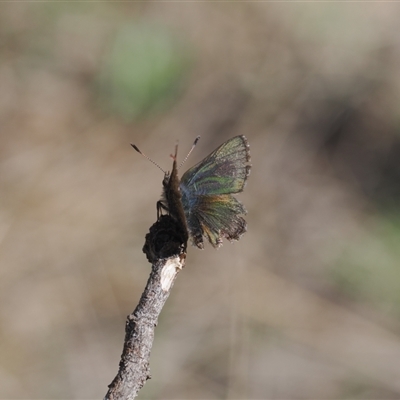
1, 3, 400, 399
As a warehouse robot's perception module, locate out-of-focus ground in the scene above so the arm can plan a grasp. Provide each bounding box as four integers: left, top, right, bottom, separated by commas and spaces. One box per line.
1, 3, 400, 399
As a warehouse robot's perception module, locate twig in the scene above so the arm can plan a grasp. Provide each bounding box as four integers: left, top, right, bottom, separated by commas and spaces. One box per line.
104, 215, 187, 400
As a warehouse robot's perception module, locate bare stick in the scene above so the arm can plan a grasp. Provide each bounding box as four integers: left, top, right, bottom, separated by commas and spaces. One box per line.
104, 215, 187, 400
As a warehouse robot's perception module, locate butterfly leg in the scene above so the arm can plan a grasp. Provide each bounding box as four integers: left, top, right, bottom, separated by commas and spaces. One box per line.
157, 200, 169, 220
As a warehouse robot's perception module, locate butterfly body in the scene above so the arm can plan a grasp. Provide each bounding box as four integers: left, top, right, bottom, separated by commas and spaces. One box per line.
159, 135, 250, 249
158, 149, 189, 245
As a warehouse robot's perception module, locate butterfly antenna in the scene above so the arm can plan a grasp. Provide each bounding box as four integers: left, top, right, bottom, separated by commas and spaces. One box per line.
131, 144, 166, 174
178, 136, 200, 169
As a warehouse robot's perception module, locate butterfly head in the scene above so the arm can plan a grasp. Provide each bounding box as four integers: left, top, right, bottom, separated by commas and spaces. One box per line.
162, 143, 179, 187
162, 171, 171, 187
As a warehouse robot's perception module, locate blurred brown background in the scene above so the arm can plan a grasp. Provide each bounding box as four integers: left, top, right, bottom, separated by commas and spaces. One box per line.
1, 2, 400, 399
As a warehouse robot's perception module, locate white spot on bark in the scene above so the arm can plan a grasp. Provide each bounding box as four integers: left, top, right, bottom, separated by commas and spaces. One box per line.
161, 257, 183, 292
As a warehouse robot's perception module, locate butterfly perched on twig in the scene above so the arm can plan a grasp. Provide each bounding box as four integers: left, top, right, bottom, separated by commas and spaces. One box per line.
132, 136, 251, 249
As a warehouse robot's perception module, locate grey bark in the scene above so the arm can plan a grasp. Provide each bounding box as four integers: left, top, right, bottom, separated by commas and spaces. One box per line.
104, 215, 187, 400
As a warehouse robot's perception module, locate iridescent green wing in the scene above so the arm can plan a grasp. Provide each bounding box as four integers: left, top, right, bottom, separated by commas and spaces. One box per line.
180, 135, 251, 248
180, 135, 250, 196
185, 194, 247, 248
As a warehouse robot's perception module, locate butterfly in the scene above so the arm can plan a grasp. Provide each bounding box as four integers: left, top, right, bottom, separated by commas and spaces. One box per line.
132, 135, 250, 249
